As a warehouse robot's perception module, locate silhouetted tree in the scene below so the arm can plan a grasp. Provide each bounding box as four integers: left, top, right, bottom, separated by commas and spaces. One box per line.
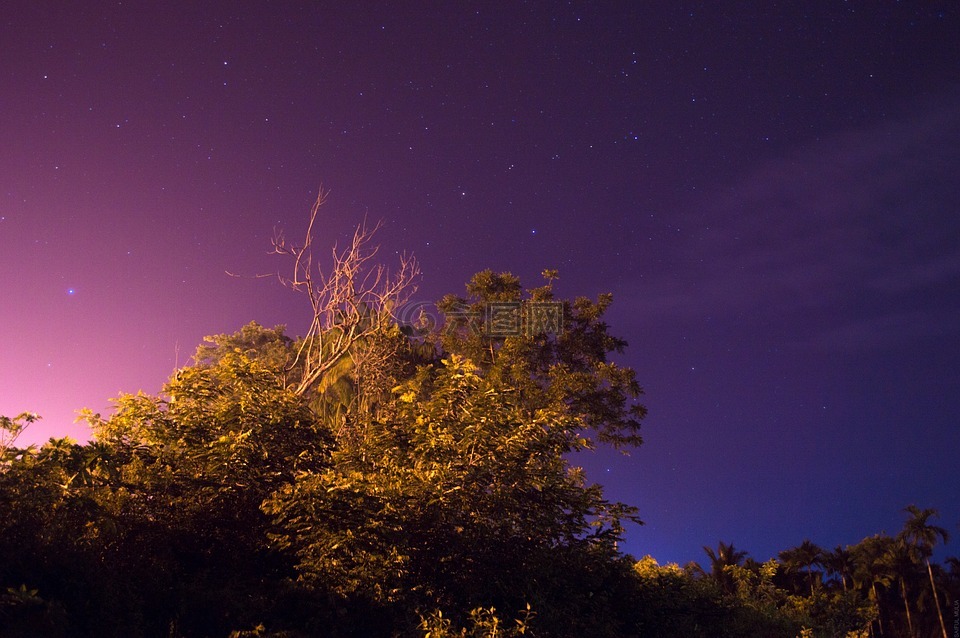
779, 539, 824, 596
900, 505, 950, 638
701, 541, 748, 595
824, 545, 855, 592
851, 534, 895, 638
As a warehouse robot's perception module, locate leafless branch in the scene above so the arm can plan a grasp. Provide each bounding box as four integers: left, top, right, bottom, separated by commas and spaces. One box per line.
271, 187, 419, 396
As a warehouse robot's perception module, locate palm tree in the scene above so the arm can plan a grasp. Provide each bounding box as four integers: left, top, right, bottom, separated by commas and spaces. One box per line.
899, 505, 950, 638
824, 545, 855, 592
885, 537, 918, 638
702, 541, 748, 594
946, 555, 960, 580
779, 539, 824, 596
851, 534, 894, 638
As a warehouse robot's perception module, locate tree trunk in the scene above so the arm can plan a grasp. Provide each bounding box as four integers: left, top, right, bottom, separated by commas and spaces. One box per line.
900, 577, 914, 638
925, 558, 948, 638
871, 582, 884, 638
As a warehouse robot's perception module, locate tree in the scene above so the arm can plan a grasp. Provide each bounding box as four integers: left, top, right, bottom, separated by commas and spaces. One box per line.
823, 545, 855, 592
633, 555, 792, 638
0, 412, 37, 468
884, 537, 919, 638
263, 267, 647, 634
85, 339, 329, 499
435, 270, 645, 450
779, 539, 824, 596
899, 505, 950, 638
851, 534, 894, 638
18, 191, 960, 636
265, 347, 641, 626
260, 198, 646, 631
3, 194, 652, 634
700, 541, 748, 594
0, 432, 151, 635
75, 335, 333, 635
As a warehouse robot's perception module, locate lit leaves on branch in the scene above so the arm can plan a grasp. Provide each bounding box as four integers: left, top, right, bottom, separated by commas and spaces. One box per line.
438, 269, 646, 449
263, 351, 642, 606
1, 412, 38, 467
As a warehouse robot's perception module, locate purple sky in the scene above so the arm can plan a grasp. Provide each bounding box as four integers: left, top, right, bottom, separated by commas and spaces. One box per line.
2, 2, 958, 565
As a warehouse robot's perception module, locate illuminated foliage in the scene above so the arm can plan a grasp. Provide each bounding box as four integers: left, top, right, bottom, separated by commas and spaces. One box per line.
0, 269, 953, 636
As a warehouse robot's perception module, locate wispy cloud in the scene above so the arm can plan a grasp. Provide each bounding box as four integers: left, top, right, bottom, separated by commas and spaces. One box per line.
626, 95, 960, 350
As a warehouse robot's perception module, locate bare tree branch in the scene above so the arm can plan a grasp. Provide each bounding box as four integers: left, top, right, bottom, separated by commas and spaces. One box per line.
271, 187, 420, 396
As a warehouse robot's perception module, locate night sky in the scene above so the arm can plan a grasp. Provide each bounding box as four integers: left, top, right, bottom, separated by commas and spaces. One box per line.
2, 2, 959, 566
